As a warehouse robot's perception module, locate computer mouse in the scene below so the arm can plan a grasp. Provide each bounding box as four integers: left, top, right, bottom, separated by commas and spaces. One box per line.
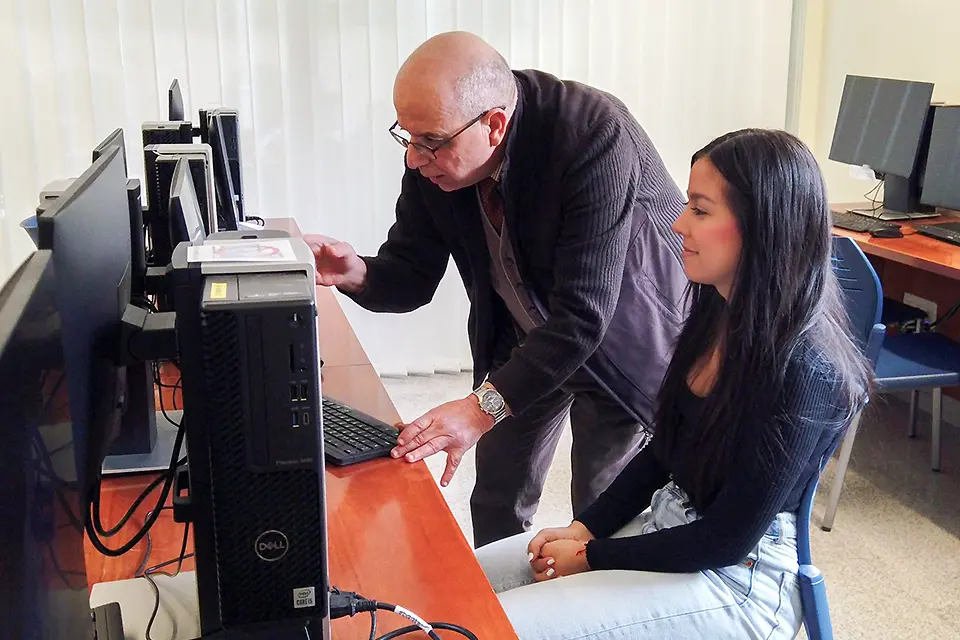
870, 227, 903, 239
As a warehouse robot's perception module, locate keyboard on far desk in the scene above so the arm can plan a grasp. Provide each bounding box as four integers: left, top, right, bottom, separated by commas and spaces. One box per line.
915, 223, 960, 247
321, 396, 399, 466
831, 210, 902, 234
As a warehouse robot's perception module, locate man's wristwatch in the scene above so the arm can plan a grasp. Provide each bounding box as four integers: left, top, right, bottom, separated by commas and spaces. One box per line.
471, 383, 509, 425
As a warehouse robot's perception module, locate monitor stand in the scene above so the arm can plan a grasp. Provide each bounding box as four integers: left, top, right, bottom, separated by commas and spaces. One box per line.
101, 361, 186, 475
846, 206, 940, 222
853, 172, 939, 221
101, 409, 184, 474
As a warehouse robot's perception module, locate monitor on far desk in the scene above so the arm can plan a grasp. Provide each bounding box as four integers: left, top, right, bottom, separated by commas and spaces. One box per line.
829, 74, 939, 221
919, 105, 960, 212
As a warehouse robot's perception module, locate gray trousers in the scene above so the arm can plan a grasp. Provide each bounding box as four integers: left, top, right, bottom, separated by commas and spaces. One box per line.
471, 333, 651, 548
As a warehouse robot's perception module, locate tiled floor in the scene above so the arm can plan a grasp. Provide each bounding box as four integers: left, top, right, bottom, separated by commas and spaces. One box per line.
382, 373, 960, 639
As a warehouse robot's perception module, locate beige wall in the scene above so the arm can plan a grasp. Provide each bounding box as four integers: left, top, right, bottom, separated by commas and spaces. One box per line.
799, 0, 960, 203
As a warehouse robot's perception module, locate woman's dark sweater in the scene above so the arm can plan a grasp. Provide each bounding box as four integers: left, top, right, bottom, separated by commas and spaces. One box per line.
578, 347, 847, 573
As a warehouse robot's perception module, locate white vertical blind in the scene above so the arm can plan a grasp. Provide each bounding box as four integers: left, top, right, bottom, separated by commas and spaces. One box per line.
0, 0, 794, 376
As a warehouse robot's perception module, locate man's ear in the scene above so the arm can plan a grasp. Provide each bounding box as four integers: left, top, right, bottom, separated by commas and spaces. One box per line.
487, 110, 509, 147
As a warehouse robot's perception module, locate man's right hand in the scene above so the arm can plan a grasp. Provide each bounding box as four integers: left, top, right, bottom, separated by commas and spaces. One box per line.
303, 234, 367, 293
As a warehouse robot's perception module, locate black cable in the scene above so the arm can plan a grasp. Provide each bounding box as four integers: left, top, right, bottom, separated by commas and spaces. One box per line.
134, 530, 153, 578
371, 603, 441, 640
375, 623, 478, 640
330, 589, 477, 640
92, 472, 167, 537
853, 179, 884, 217
931, 299, 960, 330
143, 522, 192, 640
84, 423, 184, 557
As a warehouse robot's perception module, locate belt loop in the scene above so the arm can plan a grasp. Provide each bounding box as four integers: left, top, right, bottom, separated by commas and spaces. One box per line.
777, 514, 786, 544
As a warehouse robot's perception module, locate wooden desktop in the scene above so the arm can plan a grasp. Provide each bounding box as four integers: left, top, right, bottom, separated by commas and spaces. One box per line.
84, 220, 518, 638
831, 203, 960, 280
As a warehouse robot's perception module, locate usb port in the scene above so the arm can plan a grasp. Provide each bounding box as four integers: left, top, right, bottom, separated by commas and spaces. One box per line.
299, 383, 309, 401
290, 383, 299, 402
302, 411, 311, 426
291, 410, 299, 427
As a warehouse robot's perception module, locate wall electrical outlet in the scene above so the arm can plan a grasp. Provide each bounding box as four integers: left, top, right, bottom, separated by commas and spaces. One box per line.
903, 293, 938, 323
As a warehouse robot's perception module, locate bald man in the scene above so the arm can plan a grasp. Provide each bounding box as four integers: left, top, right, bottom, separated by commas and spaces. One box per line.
307, 32, 688, 547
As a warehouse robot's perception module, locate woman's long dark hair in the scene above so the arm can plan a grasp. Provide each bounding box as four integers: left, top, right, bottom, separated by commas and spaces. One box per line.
654, 129, 872, 504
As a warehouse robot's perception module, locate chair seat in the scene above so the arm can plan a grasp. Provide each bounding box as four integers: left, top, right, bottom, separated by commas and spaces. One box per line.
876, 332, 960, 391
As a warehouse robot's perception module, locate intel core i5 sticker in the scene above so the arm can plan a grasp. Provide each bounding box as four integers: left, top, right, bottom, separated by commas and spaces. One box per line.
294, 586, 316, 609
210, 282, 228, 300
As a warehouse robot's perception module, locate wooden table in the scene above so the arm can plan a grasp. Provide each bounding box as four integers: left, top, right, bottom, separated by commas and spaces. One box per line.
831, 203, 960, 280
84, 221, 518, 639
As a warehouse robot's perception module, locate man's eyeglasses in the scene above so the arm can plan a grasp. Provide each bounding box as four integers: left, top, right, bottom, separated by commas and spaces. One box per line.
389, 107, 504, 160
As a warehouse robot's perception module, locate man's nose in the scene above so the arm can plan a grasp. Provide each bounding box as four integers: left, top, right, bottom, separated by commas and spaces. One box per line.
406, 145, 430, 169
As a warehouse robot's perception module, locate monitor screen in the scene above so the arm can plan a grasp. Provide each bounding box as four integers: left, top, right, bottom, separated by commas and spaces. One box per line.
36, 146, 131, 499
0, 251, 93, 640
828, 75, 934, 178
920, 106, 960, 210
170, 158, 206, 245
168, 79, 185, 122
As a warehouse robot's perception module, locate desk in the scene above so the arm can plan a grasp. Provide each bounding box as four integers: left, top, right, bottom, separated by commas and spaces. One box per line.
831, 203, 960, 281
832, 203, 960, 401
84, 220, 518, 639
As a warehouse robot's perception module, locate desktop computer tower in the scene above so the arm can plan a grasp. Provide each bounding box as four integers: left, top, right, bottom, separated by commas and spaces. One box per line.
169, 240, 330, 639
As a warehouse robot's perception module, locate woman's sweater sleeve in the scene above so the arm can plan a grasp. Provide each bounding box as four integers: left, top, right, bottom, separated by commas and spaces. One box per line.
585, 369, 838, 573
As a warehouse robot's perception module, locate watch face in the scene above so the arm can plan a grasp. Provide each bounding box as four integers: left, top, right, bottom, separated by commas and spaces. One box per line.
482, 390, 505, 412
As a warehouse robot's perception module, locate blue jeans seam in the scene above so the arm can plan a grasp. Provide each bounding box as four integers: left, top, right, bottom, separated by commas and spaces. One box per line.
563, 602, 746, 640
762, 572, 790, 640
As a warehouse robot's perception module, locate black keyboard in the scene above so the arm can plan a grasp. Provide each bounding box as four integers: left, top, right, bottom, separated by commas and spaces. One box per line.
321, 396, 399, 466
831, 210, 901, 234
915, 223, 960, 247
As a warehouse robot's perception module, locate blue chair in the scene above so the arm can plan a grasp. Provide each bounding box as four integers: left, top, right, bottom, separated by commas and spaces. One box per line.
798, 452, 838, 640
796, 237, 888, 640
823, 237, 960, 531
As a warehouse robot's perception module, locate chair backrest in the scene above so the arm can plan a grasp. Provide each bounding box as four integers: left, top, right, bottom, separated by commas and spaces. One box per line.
832, 236, 883, 355
797, 446, 840, 640
800, 236, 884, 640
794, 239, 884, 640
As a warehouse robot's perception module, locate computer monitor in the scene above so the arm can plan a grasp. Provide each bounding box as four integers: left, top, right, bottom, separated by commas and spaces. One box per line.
170, 158, 206, 245
209, 109, 242, 230
36, 145, 131, 499
90, 130, 184, 474
168, 79, 185, 122
0, 250, 96, 639
92, 127, 128, 175
92, 129, 147, 295
143, 144, 216, 271
828, 74, 935, 215
920, 105, 960, 210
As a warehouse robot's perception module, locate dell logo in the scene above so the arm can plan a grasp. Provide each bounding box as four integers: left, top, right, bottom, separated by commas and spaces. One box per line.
254, 530, 289, 562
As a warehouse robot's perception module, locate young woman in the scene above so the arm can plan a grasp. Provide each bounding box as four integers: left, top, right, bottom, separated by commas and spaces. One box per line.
476, 129, 871, 639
